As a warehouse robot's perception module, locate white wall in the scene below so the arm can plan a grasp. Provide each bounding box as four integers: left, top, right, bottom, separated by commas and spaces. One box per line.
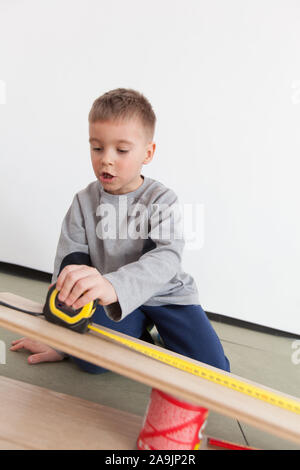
1, 0, 300, 333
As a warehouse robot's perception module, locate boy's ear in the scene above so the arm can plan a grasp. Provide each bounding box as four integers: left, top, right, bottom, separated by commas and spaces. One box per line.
143, 142, 156, 165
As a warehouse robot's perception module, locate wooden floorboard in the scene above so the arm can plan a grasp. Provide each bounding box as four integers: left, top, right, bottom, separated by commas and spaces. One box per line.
0, 375, 143, 450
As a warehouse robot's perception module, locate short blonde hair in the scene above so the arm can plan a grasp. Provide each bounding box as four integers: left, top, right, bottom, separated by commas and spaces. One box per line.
88, 88, 156, 142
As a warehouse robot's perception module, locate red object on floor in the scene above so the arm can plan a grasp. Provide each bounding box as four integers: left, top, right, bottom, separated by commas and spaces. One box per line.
207, 437, 256, 450
137, 388, 209, 450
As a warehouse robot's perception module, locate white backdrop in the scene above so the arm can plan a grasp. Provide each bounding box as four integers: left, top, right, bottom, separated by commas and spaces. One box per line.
0, 0, 300, 333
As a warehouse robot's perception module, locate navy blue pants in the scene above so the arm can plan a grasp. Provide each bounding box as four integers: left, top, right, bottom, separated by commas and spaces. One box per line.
70, 303, 230, 373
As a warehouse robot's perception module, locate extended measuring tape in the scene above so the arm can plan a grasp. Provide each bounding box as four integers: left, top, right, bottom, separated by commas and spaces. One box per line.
2, 284, 300, 417
87, 323, 300, 416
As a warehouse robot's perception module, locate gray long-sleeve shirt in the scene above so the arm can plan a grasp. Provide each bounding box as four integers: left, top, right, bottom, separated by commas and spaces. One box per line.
51, 175, 199, 322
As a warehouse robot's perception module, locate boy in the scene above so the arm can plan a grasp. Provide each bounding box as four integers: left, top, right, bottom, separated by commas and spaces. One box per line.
11, 88, 230, 374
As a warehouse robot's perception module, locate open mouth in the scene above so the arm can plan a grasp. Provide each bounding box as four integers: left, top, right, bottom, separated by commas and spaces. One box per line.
101, 172, 115, 181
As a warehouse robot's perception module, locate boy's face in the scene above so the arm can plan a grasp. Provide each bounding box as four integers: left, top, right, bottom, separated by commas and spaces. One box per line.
89, 118, 155, 195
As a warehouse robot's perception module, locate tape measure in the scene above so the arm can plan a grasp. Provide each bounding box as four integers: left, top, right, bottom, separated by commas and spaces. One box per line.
43, 284, 98, 333
87, 323, 300, 416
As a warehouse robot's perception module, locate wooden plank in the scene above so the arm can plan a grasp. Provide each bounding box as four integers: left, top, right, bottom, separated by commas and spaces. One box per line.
0, 376, 222, 450
1, 291, 300, 445
0, 375, 143, 449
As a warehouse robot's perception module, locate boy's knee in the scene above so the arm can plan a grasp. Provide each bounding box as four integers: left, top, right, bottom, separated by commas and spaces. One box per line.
81, 364, 109, 374
224, 356, 231, 373
70, 356, 109, 374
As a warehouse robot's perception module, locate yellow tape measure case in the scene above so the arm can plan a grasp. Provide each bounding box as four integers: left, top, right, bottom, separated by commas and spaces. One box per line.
43, 284, 98, 333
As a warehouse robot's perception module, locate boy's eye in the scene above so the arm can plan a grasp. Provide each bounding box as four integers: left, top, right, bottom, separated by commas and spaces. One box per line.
92, 148, 128, 153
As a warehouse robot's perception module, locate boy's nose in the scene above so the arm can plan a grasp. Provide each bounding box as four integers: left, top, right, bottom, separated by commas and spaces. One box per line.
100, 152, 114, 166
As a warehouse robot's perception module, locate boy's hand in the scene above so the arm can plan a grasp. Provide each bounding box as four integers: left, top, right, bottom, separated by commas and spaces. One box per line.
55, 265, 118, 310
10, 338, 64, 364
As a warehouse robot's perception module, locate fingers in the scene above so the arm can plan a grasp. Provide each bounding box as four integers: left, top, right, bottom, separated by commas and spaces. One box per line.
10, 338, 64, 364
10, 337, 48, 354
58, 269, 100, 308
9, 337, 33, 352
11, 337, 26, 345
10, 338, 38, 352
56, 266, 92, 302
56, 265, 84, 293
10, 339, 27, 351
28, 350, 63, 364
64, 276, 98, 309
72, 286, 99, 310
28, 353, 45, 363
